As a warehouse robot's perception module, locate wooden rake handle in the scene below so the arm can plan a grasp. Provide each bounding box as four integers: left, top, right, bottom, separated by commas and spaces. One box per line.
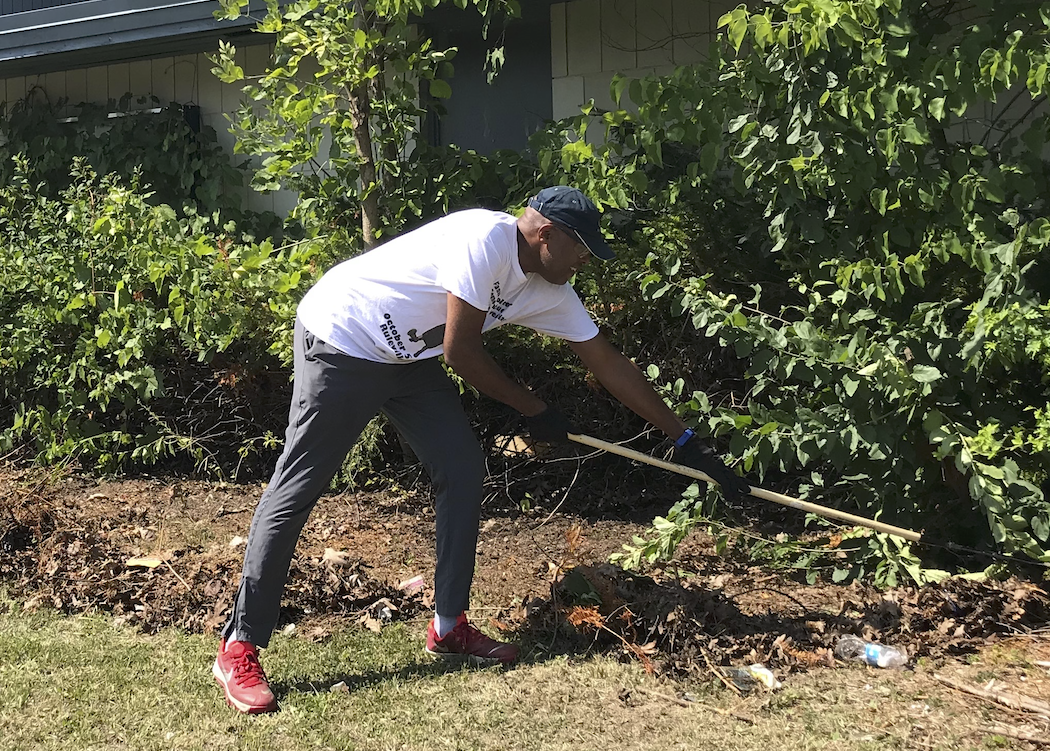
567, 433, 922, 543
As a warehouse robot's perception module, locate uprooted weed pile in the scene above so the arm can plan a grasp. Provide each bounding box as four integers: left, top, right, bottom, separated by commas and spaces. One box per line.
529, 563, 1049, 678
1, 468, 1048, 681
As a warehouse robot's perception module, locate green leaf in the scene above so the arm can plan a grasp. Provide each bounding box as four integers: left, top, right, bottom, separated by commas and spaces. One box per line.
899, 118, 927, 145
911, 365, 942, 383
728, 10, 748, 52
870, 188, 888, 215
982, 171, 1005, 203
700, 141, 719, 173
751, 14, 774, 48
836, 15, 864, 42
876, 129, 898, 161
1032, 514, 1049, 542
429, 79, 452, 99
626, 169, 648, 193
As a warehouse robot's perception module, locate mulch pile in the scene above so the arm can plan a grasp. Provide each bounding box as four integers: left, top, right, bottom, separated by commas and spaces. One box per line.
0, 485, 428, 635
2, 472, 1047, 681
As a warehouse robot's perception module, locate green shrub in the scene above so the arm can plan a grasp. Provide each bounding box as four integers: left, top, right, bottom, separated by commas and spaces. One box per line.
0, 91, 273, 231
532, 0, 1050, 579
0, 159, 321, 473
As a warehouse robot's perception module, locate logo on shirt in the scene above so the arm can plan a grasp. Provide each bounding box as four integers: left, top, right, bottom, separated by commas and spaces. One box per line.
407, 324, 446, 357
380, 313, 446, 359
488, 281, 513, 322
380, 313, 412, 360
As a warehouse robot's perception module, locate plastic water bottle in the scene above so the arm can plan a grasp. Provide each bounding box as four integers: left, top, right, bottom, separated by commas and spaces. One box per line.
835, 635, 908, 668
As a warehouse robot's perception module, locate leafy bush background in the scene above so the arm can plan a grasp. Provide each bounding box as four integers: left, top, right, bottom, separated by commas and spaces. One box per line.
540, 0, 1050, 581
3, 0, 1050, 581
0, 155, 321, 474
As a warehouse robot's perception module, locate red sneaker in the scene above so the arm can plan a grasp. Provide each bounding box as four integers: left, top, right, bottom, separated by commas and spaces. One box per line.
425, 613, 519, 665
213, 640, 278, 714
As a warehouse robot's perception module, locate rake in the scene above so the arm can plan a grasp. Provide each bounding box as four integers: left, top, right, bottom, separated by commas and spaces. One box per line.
567, 433, 921, 542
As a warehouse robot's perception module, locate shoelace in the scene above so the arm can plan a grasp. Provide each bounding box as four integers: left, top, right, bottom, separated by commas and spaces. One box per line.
451, 622, 497, 653
230, 649, 267, 687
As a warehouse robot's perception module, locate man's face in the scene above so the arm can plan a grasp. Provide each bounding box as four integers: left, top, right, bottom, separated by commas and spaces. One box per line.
536, 222, 590, 285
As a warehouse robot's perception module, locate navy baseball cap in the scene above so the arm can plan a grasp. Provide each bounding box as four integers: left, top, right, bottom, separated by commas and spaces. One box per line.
528, 186, 616, 260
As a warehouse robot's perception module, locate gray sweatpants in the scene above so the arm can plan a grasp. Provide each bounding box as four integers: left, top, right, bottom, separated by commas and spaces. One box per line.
222, 319, 485, 648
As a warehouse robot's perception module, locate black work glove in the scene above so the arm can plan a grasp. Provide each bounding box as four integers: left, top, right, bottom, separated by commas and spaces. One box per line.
525, 406, 578, 445
674, 436, 751, 503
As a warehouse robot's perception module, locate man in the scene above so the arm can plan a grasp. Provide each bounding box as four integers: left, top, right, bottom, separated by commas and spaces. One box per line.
213, 186, 749, 714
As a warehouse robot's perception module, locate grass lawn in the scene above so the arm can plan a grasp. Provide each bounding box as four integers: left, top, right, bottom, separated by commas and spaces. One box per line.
1, 593, 1045, 750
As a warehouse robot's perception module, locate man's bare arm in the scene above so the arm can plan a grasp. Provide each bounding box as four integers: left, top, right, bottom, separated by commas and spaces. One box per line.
442, 292, 547, 417
569, 333, 687, 439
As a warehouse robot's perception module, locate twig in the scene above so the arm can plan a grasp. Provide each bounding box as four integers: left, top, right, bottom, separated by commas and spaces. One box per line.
633, 687, 694, 707
934, 674, 1050, 719
711, 705, 756, 724
631, 687, 756, 723
535, 462, 582, 528
985, 724, 1050, 745
699, 645, 743, 697
993, 94, 1049, 150
0, 444, 30, 464
164, 560, 197, 601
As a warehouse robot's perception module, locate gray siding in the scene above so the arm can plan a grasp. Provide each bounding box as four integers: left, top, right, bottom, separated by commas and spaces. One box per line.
0, 0, 262, 76
1, 0, 90, 15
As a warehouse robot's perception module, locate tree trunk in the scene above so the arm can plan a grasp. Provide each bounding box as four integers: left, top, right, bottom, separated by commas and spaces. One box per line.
350, 0, 380, 248
349, 88, 379, 249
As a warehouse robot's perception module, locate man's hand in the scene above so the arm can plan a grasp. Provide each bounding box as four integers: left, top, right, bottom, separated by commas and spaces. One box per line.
526, 407, 578, 445
674, 438, 751, 502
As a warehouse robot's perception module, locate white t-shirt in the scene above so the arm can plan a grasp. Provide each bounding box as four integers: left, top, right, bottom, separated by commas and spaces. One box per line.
296, 209, 600, 363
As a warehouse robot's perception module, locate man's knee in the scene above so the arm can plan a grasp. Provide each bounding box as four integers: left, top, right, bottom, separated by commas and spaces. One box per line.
432, 440, 485, 493
461, 442, 486, 485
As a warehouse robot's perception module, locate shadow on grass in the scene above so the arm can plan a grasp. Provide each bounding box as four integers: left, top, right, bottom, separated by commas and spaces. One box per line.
269, 627, 604, 702
271, 654, 528, 701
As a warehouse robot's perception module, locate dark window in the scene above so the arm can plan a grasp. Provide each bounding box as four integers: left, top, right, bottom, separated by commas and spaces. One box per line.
426, 1, 553, 154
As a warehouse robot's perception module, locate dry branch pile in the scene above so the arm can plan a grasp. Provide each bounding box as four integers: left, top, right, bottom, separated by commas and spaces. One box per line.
524, 563, 1050, 678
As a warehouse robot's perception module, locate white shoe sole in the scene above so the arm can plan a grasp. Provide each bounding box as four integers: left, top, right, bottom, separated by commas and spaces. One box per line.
213, 658, 277, 714
424, 645, 509, 666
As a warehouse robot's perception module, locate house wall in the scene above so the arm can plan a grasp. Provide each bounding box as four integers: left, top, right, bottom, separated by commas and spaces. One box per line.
549, 0, 1046, 153
550, 0, 737, 119
0, 42, 297, 217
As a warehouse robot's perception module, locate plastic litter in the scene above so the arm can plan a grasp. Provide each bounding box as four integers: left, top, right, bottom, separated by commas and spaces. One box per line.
835, 634, 908, 668
723, 663, 782, 692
